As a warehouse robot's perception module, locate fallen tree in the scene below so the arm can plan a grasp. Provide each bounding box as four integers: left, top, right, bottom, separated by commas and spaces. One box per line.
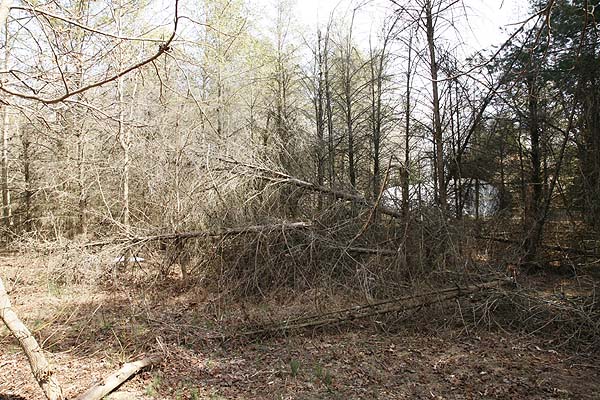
0, 277, 160, 400
84, 221, 311, 248
217, 157, 404, 219
231, 278, 511, 338
0, 278, 63, 400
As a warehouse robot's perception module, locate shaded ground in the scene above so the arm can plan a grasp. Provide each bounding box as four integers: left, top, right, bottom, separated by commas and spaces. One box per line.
1, 255, 598, 399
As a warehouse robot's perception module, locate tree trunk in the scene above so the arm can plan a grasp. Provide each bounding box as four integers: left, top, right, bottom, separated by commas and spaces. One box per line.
21, 126, 32, 231
425, 0, 446, 213
402, 34, 413, 217
323, 31, 335, 189
0, 278, 64, 399
344, 13, 357, 189
523, 78, 544, 264
77, 130, 87, 235
315, 31, 325, 209
1, 22, 12, 229
582, 90, 600, 230
116, 0, 130, 230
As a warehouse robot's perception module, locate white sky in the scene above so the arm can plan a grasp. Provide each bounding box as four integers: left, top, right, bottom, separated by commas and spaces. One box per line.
290, 0, 530, 54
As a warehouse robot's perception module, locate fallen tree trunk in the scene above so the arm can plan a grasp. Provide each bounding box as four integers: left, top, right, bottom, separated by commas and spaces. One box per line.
0, 277, 64, 400
75, 356, 162, 400
85, 221, 311, 248
1, 276, 160, 400
218, 157, 404, 219
237, 279, 510, 338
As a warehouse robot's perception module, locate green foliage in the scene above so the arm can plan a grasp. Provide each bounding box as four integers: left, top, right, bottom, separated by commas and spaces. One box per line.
313, 363, 334, 389
289, 358, 300, 377
145, 373, 162, 397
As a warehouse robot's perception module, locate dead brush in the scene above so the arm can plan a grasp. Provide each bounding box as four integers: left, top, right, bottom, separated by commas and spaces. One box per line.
194, 205, 475, 301
12, 235, 110, 286
467, 281, 600, 351
13, 234, 158, 288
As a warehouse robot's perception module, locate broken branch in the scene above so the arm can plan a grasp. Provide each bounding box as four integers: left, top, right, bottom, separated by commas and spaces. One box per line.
75, 356, 162, 400
85, 221, 311, 248
218, 158, 404, 219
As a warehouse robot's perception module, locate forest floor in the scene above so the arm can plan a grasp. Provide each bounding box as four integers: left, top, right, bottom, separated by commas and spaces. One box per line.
1, 254, 599, 400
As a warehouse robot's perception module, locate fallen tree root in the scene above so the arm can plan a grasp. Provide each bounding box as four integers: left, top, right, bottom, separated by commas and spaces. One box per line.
75, 355, 162, 400
235, 279, 511, 338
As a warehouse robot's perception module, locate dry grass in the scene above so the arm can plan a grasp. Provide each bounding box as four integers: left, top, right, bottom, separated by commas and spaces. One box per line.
1, 246, 600, 399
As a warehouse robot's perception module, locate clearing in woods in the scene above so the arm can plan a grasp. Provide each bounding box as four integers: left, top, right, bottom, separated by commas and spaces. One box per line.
0, 254, 599, 400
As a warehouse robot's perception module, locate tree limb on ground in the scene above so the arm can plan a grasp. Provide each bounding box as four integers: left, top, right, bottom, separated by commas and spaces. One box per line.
75, 355, 162, 400
232, 279, 510, 338
0, 277, 63, 400
0, 277, 160, 400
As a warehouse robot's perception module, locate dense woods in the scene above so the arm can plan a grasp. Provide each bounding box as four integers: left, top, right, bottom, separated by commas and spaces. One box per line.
0, 0, 599, 398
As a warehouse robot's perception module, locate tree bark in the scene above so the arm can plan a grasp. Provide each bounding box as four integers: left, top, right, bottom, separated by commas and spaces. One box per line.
402, 33, 413, 217
523, 77, 544, 264
315, 30, 325, 209
1, 19, 12, 229
21, 126, 32, 231
75, 356, 161, 400
116, 0, 130, 230
343, 12, 357, 189
581, 90, 600, 230
425, 0, 446, 213
0, 278, 64, 400
324, 31, 335, 189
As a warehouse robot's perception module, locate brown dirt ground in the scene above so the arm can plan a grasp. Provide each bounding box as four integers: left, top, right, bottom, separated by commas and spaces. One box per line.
1, 255, 599, 400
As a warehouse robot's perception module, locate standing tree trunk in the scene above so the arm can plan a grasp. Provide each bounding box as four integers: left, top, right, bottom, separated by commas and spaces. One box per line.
425, 0, 446, 213
581, 89, 600, 230
117, 83, 130, 229
369, 18, 397, 205
314, 30, 325, 209
116, 0, 130, 230
369, 44, 381, 202
1, 20, 12, 229
343, 12, 357, 189
323, 29, 335, 189
523, 77, 544, 264
21, 126, 32, 231
76, 129, 87, 235
402, 33, 413, 217
74, 0, 87, 236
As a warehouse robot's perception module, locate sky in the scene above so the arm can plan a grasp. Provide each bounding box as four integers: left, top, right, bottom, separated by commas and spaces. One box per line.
290, 0, 530, 54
